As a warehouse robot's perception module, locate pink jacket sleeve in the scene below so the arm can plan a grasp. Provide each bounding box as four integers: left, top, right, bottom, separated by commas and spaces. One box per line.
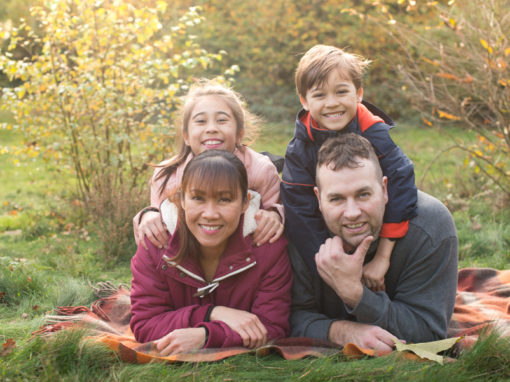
241, 147, 285, 222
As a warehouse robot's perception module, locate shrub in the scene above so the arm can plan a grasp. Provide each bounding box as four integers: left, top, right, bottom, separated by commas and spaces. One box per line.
0, 0, 233, 262
390, 0, 510, 195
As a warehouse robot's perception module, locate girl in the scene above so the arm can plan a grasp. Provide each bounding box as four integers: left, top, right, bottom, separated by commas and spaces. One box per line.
130, 150, 292, 355
133, 80, 283, 249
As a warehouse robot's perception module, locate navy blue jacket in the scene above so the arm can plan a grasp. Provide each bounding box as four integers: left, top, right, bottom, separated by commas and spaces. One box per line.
281, 101, 417, 272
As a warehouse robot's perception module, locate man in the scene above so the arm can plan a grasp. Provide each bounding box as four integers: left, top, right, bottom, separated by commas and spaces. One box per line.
289, 133, 458, 351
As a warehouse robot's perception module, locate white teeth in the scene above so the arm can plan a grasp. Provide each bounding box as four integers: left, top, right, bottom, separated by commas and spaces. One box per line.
200, 225, 220, 231
346, 223, 364, 229
325, 112, 344, 118
204, 140, 222, 145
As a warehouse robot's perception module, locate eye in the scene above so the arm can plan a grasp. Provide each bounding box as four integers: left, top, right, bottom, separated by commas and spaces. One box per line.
191, 195, 204, 201
359, 191, 371, 199
312, 92, 324, 98
217, 118, 228, 124
193, 118, 206, 124
336, 89, 348, 95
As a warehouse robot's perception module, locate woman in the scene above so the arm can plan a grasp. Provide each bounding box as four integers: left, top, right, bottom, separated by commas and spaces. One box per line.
130, 150, 292, 355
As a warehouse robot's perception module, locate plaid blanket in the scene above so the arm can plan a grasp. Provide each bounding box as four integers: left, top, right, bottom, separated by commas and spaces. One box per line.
34, 267, 510, 363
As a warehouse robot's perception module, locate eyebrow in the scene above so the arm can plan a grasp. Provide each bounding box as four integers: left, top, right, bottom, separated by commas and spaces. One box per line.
191, 111, 231, 119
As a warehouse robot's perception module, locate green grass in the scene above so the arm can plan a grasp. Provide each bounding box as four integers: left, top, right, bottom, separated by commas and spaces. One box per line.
0, 120, 509, 380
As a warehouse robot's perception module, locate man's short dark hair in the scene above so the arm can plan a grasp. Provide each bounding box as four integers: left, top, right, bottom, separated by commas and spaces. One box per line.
316, 133, 382, 186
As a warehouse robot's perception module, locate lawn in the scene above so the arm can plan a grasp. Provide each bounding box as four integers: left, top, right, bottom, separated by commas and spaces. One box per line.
0, 118, 509, 380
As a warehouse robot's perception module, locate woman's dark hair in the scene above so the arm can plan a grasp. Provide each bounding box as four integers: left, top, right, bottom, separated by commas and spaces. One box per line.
170, 149, 248, 263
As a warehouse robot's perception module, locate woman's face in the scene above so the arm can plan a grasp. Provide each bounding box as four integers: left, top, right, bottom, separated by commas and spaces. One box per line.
183, 180, 249, 258
184, 95, 243, 155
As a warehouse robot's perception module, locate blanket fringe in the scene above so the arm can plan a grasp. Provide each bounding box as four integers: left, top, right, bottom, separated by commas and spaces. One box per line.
88, 280, 130, 298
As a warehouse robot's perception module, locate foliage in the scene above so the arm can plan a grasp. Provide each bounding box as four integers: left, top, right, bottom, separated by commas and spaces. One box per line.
390, 0, 510, 195
0, 0, 234, 262
150, 0, 443, 122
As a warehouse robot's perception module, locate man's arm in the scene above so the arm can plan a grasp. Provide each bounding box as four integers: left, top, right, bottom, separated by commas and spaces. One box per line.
348, 233, 458, 343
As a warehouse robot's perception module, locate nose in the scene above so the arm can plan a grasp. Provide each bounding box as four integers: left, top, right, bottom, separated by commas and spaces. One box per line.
324, 93, 338, 108
202, 200, 220, 219
343, 198, 361, 220
205, 120, 219, 133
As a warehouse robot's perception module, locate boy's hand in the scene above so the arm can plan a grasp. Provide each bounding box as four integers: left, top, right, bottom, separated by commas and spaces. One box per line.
253, 210, 284, 246
362, 256, 389, 292
362, 237, 394, 291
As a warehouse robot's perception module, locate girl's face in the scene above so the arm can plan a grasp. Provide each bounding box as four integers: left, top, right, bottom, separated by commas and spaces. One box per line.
183, 180, 249, 259
184, 95, 243, 155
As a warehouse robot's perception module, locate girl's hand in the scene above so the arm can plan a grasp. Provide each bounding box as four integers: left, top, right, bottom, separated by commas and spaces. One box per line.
137, 210, 168, 250
253, 210, 284, 246
210, 306, 267, 348
154, 327, 206, 356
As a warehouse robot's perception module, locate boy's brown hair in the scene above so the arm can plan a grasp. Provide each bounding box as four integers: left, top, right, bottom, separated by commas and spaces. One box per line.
295, 45, 371, 98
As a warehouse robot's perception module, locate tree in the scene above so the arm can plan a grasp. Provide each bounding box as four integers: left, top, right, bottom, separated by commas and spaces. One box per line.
0, 0, 232, 262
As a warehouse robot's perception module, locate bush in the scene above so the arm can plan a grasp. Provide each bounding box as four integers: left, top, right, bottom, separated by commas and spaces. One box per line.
0, 0, 233, 262
391, 0, 510, 195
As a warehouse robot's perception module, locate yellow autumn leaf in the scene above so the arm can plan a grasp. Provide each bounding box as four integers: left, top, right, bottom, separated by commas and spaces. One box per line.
480, 39, 493, 54
505, 47, 510, 56
422, 116, 433, 127
394, 337, 461, 365
437, 109, 461, 121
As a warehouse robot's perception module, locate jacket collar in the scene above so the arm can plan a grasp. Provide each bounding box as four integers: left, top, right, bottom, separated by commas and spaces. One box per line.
162, 215, 257, 297
294, 100, 394, 143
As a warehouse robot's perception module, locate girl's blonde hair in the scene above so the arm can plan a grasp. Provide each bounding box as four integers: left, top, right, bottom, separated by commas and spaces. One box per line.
155, 79, 260, 196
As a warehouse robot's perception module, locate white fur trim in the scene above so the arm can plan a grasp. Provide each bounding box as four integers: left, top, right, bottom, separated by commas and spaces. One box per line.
160, 190, 261, 238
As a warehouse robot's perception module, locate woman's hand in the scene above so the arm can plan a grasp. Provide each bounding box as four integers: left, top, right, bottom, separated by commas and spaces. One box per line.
210, 306, 267, 348
154, 327, 206, 356
137, 210, 168, 250
253, 210, 284, 246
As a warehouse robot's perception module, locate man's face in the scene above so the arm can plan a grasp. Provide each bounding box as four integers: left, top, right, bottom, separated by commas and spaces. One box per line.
314, 158, 388, 252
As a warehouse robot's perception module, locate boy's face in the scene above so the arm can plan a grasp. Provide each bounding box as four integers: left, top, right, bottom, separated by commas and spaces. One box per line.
301, 69, 363, 132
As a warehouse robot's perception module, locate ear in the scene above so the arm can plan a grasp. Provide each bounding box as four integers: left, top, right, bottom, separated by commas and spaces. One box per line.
357, 87, 364, 103
313, 186, 322, 211
381, 176, 388, 205
300, 96, 309, 111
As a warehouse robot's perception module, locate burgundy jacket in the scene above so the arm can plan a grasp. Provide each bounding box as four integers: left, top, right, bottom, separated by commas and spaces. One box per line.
130, 220, 292, 348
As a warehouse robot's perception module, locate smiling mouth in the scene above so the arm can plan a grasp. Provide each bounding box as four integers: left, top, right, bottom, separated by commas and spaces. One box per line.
323, 111, 345, 119
203, 139, 223, 146
199, 224, 221, 232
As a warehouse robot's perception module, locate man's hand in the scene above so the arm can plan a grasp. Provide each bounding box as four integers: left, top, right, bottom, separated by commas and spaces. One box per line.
137, 210, 168, 250
253, 210, 284, 246
210, 306, 267, 348
329, 320, 399, 351
315, 235, 373, 307
154, 327, 206, 356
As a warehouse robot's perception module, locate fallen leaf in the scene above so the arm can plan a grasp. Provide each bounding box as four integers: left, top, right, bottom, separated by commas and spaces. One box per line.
394, 337, 461, 364
0, 292, 4, 303
0, 338, 15, 357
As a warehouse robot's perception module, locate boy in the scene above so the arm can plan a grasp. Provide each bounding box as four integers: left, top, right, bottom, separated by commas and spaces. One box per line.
281, 45, 417, 291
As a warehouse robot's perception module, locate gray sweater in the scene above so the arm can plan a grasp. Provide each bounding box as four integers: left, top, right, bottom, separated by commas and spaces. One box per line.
289, 191, 458, 343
